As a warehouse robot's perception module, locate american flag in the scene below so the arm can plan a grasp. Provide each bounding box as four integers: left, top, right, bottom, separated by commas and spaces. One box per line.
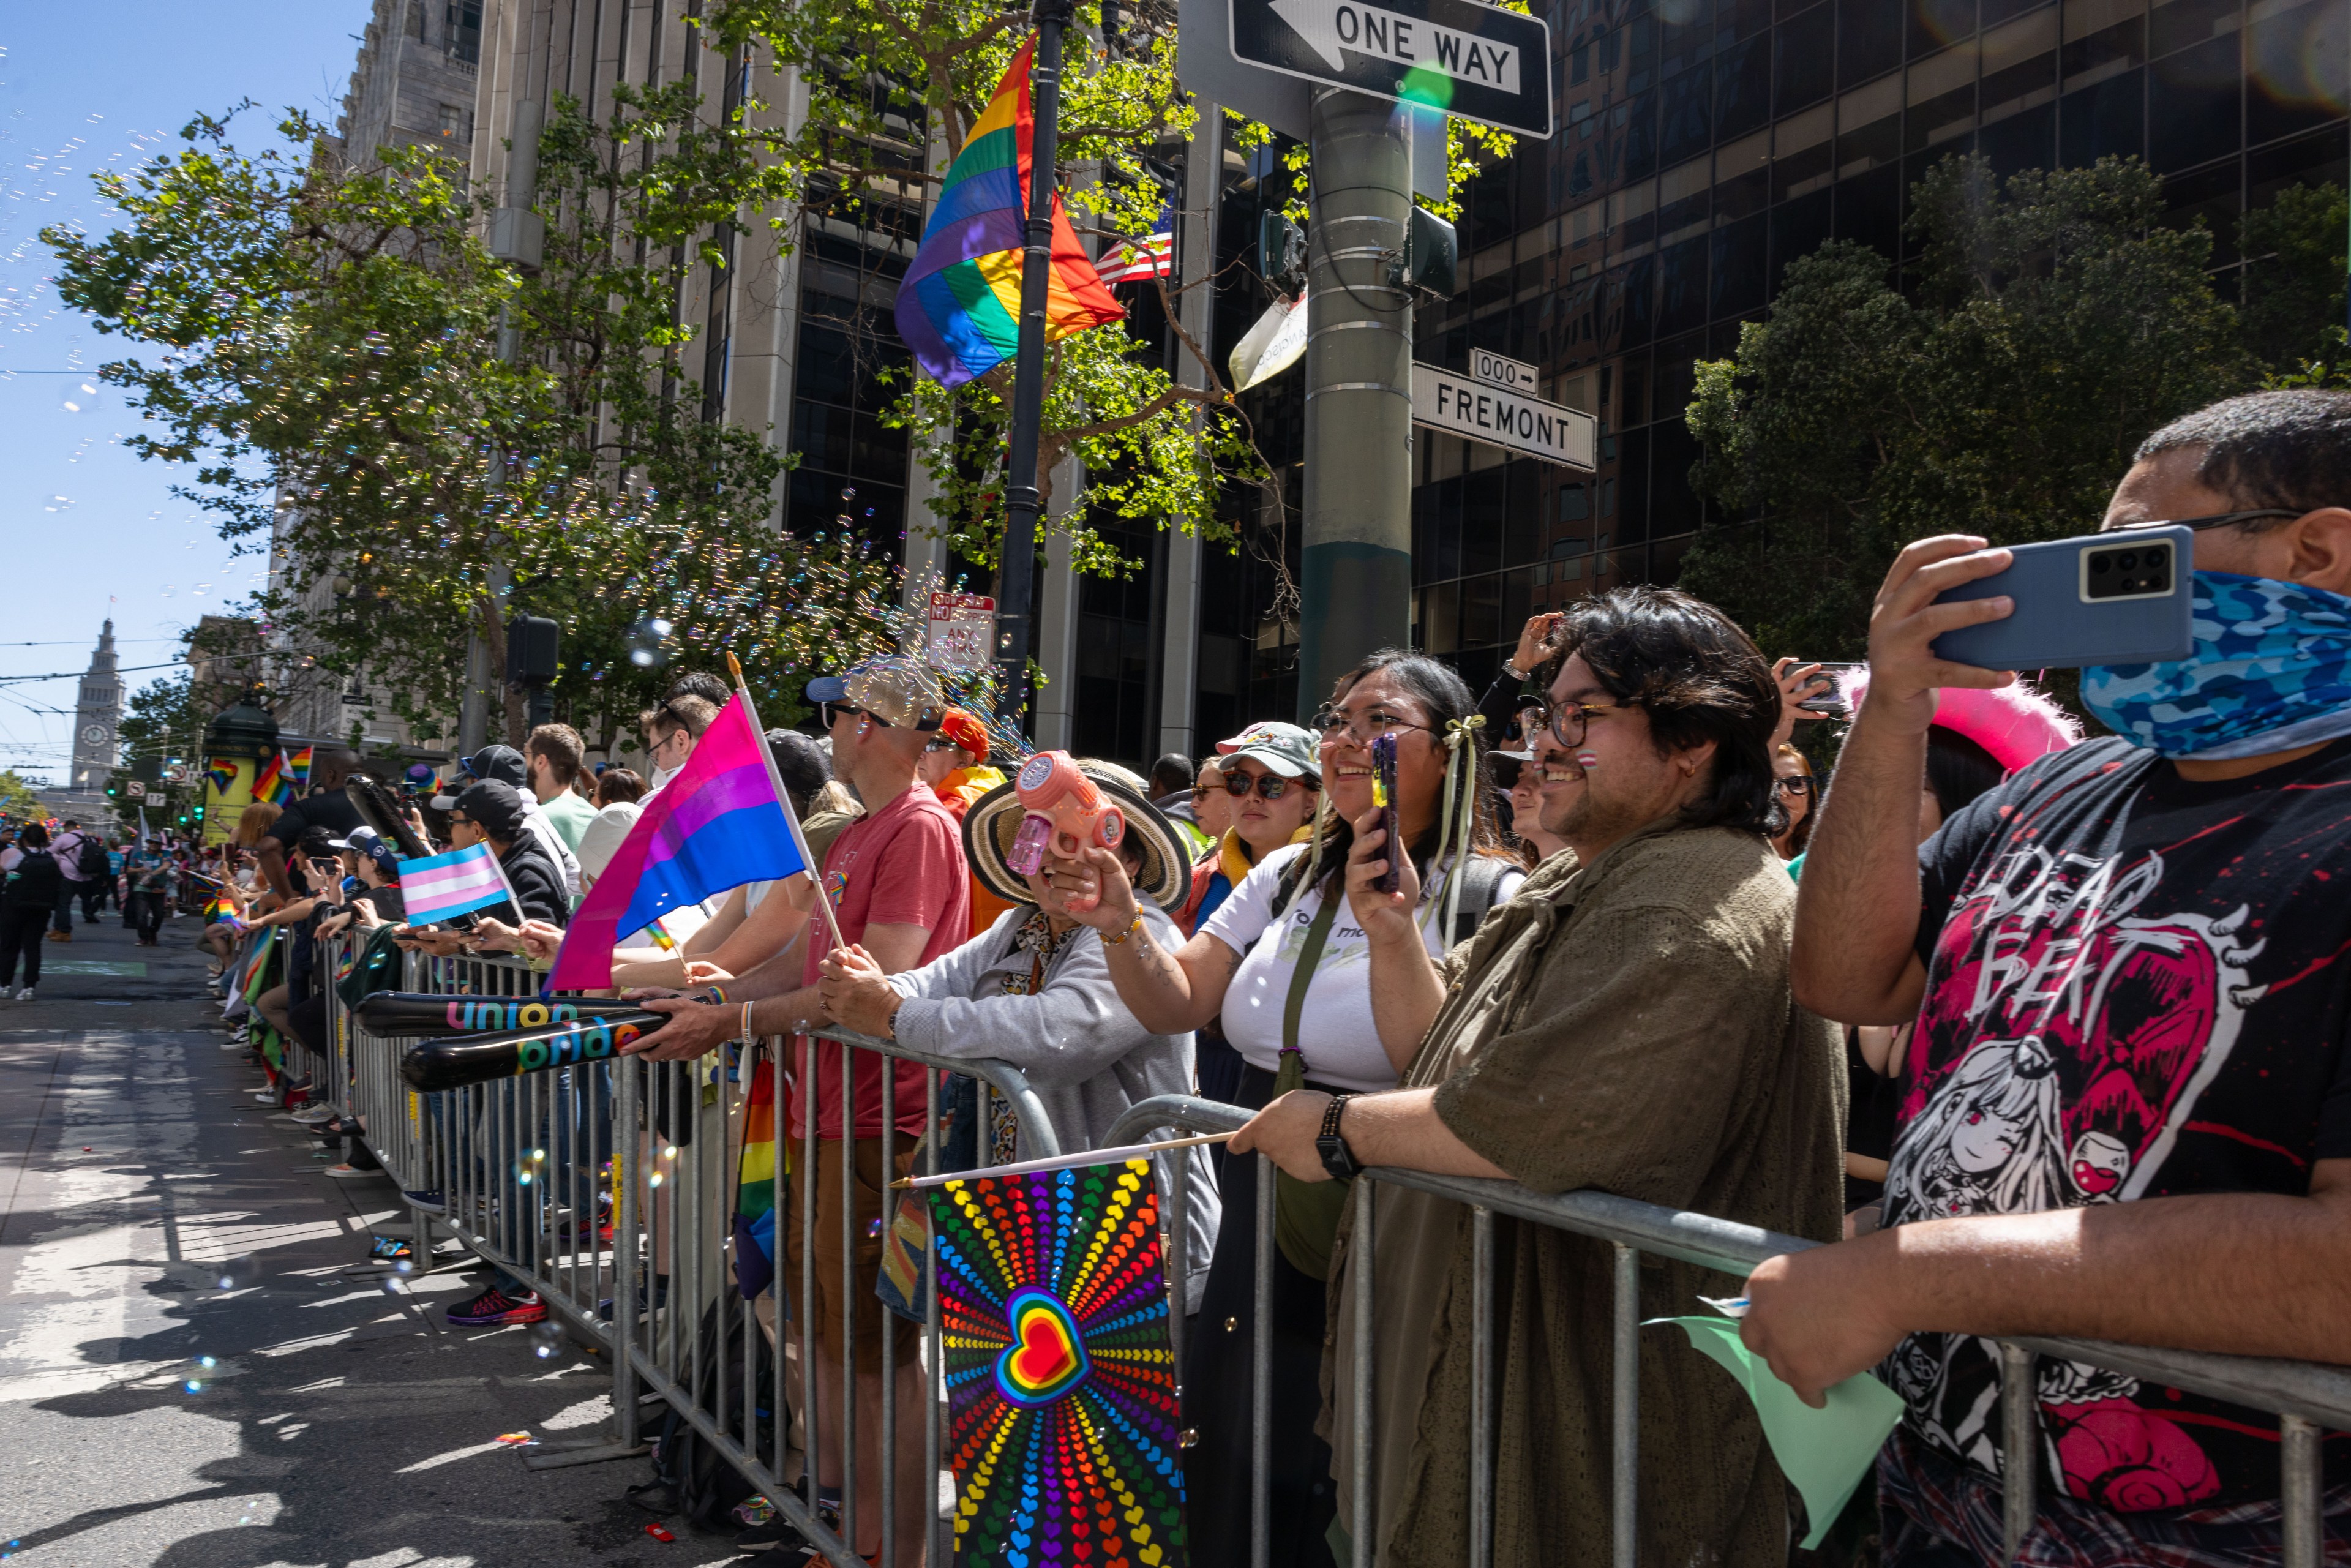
1097, 201, 1174, 286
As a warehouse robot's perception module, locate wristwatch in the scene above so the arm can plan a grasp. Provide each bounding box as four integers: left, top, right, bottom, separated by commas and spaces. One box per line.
1316, 1094, 1360, 1181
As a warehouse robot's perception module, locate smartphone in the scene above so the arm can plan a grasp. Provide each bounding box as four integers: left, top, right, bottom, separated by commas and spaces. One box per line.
1929, 527, 2194, 670
1370, 732, 1401, 896
1794, 661, 1865, 716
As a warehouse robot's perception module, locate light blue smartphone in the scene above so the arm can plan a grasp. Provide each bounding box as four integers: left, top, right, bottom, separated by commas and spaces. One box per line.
1929, 527, 2194, 669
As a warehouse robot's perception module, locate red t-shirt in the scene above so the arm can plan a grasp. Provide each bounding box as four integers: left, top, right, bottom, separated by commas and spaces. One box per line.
788, 781, 970, 1140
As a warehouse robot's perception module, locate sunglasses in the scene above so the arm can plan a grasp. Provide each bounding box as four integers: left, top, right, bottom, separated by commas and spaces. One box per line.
1225, 770, 1312, 800
821, 702, 879, 729
1774, 775, 1814, 798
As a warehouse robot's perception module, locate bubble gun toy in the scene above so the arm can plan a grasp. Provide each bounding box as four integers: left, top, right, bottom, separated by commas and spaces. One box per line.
1005, 751, 1125, 910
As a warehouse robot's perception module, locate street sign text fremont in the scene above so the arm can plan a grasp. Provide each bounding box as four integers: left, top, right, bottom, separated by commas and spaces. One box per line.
1412, 362, 1595, 470
1231, 0, 1553, 138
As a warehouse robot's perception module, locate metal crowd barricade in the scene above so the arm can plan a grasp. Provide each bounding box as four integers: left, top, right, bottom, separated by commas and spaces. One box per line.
320, 945, 1080, 1565
601, 1026, 1062, 1567
1104, 1094, 2351, 1568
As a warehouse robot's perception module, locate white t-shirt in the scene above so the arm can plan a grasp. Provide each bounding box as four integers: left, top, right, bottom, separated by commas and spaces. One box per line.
1200, 842, 1524, 1093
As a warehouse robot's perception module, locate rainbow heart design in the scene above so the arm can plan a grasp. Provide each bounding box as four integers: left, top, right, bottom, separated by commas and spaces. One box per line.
996, 1288, 1090, 1408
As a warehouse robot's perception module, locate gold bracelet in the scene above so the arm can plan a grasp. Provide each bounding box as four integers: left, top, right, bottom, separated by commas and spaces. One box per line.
1102, 909, 1144, 945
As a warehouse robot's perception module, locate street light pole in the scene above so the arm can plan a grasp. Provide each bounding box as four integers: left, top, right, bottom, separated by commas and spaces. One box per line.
993, 0, 1078, 730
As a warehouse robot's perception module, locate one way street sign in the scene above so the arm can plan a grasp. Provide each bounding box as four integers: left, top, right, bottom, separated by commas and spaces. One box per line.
1231, 0, 1553, 138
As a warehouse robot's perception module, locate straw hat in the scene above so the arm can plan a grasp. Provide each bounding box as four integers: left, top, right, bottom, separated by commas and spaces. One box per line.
962, 760, 1190, 912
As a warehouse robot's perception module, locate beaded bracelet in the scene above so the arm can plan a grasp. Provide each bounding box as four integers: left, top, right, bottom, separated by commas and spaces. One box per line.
1102, 909, 1144, 945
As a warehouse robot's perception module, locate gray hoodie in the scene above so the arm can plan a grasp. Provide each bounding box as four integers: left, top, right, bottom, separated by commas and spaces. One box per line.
887, 902, 1221, 1312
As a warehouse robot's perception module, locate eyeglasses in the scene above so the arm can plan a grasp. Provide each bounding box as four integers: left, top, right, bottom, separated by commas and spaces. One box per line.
1224, 770, 1312, 801
1312, 707, 1436, 746
819, 703, 877, 730
1189, 784, 1218, 801
1531, 700, 1620, 748
1774, 775, 1814, 798
2107, 508, 2308, 533
923, 736, 964, 752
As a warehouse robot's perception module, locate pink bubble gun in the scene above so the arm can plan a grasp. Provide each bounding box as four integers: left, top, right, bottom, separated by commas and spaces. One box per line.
1005, 751, 1125, 909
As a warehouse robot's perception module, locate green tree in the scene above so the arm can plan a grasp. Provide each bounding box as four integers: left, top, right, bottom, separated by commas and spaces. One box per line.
0, 771, 44, 825
1684, 154, 2257, 661
710, 0, 1510, 579
113, 669, 208, 837
45, 103, 899, 751
2240, 180, 2348, 377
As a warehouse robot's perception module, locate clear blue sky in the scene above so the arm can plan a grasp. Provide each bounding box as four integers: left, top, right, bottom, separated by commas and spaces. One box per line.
0, 2, 371, 784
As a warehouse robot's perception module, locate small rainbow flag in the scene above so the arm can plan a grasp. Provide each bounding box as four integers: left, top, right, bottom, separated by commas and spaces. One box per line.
206, 757, 237, 793
285, 746, 314, 792
732, 1054, 778, 1297
545, 693, 809, 991
251, 750, 294, 806
893, 37, 1123, 390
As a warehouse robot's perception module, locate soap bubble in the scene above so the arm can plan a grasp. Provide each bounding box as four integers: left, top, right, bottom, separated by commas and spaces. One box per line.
211, 1253, 260, 1291
42, 495, 71, 512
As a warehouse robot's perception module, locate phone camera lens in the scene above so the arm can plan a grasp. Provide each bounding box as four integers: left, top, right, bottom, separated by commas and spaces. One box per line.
2145, 547, 2166, 569
2116, 550, 2138, 571
2090, 553, 2111, 574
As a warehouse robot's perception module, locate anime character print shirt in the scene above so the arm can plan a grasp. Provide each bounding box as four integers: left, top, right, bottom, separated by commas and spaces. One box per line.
1887, 733, 2351, 1514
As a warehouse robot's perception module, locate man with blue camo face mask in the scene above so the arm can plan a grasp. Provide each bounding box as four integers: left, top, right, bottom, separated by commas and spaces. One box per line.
1744, 389, 2351, 1566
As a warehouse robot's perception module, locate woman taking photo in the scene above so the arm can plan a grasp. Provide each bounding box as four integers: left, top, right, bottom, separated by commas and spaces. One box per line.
1044, 650, 1523, 1568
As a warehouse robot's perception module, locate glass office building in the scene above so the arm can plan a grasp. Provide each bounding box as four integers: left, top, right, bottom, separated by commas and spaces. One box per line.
1183, 0, 2349, 722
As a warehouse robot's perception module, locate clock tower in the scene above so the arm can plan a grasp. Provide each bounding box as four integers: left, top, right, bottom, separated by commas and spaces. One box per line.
69, 618, 123, 798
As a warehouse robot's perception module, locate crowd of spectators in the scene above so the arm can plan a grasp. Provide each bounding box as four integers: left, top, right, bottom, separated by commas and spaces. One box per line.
165, 386, 2351, 1567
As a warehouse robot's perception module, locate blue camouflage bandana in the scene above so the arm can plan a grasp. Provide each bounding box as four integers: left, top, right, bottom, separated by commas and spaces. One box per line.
2081, 570, 2351, 760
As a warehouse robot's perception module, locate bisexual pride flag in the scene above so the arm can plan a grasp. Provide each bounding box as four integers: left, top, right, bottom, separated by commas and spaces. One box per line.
930, 1158, 1187, 1566
893, 37, 1124, 391
396, 841, 514, 925
546, 693, 807, 992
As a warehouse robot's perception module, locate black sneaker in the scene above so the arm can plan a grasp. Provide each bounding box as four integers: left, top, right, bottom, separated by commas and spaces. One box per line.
446, 1286, 547, 1326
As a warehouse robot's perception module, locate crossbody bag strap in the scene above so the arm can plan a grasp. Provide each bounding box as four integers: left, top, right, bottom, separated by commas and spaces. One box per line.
1275, 888, 1344, 1091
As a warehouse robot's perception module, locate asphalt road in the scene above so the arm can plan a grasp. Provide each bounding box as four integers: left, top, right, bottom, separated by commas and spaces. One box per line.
0, 905, 743, 1567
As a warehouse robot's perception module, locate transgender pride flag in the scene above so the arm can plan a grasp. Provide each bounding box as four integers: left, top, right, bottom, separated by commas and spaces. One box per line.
397, 842, 515, 925
546, 692, 808, 992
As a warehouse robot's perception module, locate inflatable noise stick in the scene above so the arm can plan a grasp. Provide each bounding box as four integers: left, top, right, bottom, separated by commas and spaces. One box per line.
355, 992, 636, 1037
399, 1010, 665, 1093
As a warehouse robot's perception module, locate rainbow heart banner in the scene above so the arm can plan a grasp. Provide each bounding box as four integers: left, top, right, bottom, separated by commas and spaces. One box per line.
927, 1158, 1186, 1567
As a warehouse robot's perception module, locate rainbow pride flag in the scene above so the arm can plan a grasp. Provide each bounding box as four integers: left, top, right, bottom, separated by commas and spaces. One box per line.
251, 749, 294, 806
732, 1054, 778, 1297
545, 692, 808, 991
893, 37, 1123, 390
284, 746, 314, 792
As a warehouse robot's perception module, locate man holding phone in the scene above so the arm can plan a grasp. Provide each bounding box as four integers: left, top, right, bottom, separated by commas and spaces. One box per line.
1759, 389, 2351, 1562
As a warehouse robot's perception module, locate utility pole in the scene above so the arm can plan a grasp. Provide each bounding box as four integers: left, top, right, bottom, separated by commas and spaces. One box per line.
1294, 88, 1414, 716
994, 0, 1079, 730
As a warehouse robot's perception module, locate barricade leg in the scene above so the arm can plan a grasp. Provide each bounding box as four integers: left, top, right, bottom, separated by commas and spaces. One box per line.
1999, 1341, 2038, 1559
2282, 1414, 2321, 1568
1611, 1242, 1638, 1568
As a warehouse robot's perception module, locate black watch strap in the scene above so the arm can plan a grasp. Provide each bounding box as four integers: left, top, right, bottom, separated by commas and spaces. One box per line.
1316, 1093, 1359, 1181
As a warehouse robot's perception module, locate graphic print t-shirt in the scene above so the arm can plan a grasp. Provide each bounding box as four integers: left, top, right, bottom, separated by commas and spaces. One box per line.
1885, 733, 2351, 1512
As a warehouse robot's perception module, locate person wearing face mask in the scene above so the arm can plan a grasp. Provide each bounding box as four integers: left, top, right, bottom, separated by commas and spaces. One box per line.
1752, 389, 2351, 1566
1043, 651, 1522, 1568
